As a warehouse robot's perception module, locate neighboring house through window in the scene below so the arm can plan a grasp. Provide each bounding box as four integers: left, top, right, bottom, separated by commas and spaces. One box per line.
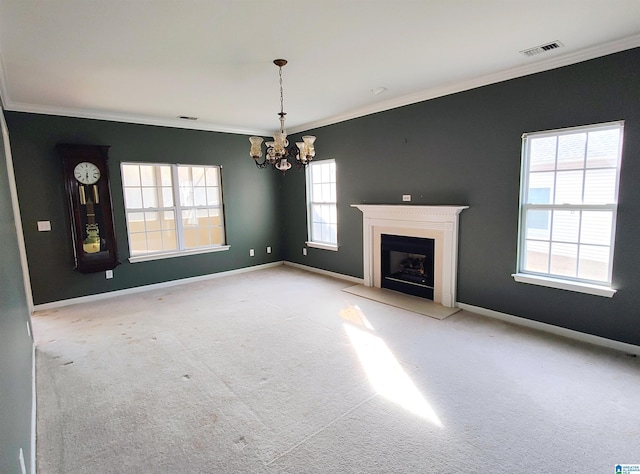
121, 163, 228, 262
513, 121, 624, 297
306, 159, 338, 250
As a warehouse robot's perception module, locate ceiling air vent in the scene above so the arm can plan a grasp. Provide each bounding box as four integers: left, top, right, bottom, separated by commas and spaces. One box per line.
178, 115, 198, 121
520, 41, 564, 57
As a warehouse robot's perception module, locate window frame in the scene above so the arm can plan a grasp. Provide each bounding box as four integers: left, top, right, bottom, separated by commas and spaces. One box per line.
121, 162, 229, 263
513, 121, 624, 297
305, 159, 338, 251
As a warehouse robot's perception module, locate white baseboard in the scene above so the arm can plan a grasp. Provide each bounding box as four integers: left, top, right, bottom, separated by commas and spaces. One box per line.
31, 342, 36, 474
33, 262, 284, 312
457, 302, 640, 356
283, 261, 364, 284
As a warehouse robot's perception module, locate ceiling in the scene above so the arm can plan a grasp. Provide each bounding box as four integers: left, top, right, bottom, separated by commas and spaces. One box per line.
1, 1, 639, 137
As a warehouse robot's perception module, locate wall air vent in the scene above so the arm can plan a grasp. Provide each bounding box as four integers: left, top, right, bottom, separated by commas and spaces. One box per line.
520, 41, 564, 57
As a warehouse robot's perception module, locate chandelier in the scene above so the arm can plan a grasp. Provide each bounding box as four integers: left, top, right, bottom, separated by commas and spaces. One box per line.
249, 59, 316, 172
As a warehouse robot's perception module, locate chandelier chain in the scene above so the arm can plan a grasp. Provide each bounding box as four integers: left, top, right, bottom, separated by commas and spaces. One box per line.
279, 65, 285, 131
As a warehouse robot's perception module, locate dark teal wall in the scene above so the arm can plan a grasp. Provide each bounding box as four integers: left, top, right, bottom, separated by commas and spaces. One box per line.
0, 111, 33, 474
5, 113, 283, 304
282, 48, 640, 346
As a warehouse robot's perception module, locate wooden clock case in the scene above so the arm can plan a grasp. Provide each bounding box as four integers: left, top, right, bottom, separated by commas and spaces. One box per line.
58, 144, 120, 273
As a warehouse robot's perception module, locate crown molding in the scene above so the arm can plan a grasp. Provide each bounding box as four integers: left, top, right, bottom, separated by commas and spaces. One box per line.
289, 33, 640, 134
0, 100, 271, 136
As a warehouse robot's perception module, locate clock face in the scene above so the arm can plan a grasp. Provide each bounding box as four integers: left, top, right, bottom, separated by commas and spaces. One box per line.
74, 162, 101, 185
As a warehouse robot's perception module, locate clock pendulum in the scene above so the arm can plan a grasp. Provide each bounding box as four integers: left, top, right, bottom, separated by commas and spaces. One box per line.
80, 187, 101, 253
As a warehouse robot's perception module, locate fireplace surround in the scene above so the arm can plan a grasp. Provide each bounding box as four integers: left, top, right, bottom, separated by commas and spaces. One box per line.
352, 205, 468, 308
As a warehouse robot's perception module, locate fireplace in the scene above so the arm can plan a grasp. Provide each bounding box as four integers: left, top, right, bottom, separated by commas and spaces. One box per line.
352, 205, 467, 308
381, 234, 435, 299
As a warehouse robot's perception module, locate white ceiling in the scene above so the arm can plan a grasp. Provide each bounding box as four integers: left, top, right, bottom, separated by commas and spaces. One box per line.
1, 1, 639, 136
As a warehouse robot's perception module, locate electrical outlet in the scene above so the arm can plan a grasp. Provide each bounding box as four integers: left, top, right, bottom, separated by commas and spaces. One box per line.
402, 194, 411, 202
303, 248, 307, 256
105, 270, 113, 279
249, 248, 255, 257
37, 220, 51, 231
266, 246, 271, 254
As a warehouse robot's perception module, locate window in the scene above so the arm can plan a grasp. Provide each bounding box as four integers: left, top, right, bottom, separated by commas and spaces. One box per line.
514, 121, 624, 297
121, 163, 228, 262
306, 159, 338, 250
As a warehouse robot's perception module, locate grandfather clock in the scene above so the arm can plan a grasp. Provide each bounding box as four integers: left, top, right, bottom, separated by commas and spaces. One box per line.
58, 144, 119, 273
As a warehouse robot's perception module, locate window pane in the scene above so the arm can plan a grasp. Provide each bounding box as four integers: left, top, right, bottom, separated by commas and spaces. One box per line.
550, 242, 577, 277
194, 187, 207, 206
206, 187, 220, 206
142, 188, 158, 208
554, 171, 583, 204
192, 167, 205, 186
581, 211, 612, 245
180, 187, 194, 206
160, 166, 172, 186
140, 165, 156, 186
578, 245, 609, 282
584, 169, 617, 204
178, 167, 191, 186
129, 232, 147, 254
122, 165, 140, 186
557, 133, 586, 170
209, 209, 221, 225
205, 167, 218, 186
551, 210, 579, 243
586, 129, 620, 168
127, 212, 145, 233
124, 188, 143, 209
162, 230, 177, 251
524, 240, 549, 273
210, 227, 224, 245
529, 136, 557, 172
525, 209, 550, 240
161, 211, 175, 230
527, 172, 554, 203
145, 211, 161, 231
161, 187, 173, 207
146, 231, 163, 252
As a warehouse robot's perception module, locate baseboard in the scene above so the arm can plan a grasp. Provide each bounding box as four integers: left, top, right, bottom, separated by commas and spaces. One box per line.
33, 262, 284, 312
457, 302, 640, 356
284, 261, 364, 284
31, 342, 36, 474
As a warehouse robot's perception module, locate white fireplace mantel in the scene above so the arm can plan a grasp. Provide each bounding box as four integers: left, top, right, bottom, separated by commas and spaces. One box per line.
351, 204, 468, 308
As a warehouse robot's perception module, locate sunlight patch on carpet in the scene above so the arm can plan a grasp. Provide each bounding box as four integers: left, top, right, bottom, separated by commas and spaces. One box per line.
341, 305, 442, 426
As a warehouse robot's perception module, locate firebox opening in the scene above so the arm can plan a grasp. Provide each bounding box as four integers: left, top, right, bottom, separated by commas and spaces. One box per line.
381, 234, 435, 300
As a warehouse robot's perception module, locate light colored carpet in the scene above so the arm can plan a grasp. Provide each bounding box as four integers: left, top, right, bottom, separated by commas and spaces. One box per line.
342, 284, 460, 319
33, 266, 640, 473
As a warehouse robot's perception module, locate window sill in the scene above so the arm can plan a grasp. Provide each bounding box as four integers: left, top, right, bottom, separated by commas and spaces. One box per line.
305, 241, 339, 252
512, 273, 616, 298
129, 245, 231, 263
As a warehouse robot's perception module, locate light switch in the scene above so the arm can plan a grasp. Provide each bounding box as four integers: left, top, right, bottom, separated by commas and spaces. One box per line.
37, 221, 51, 232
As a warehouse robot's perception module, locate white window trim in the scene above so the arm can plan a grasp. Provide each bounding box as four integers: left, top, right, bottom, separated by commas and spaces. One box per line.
512, 273, 616, 297
514, 120, 623, 297
306, 159, 339, 250
129, 245, 230, 263
305, 241, 338, 251
122, 162, 228, 262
